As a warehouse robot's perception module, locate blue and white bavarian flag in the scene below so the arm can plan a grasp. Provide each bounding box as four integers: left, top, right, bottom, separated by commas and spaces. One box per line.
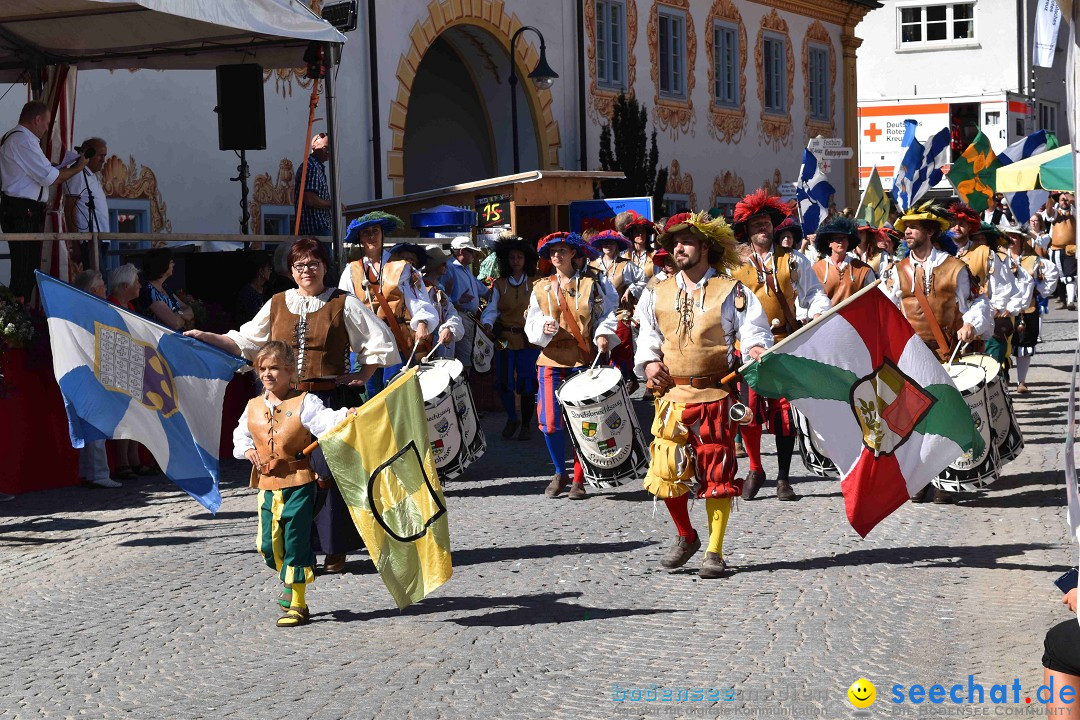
1000, 130, 1058, 225
795, 148, 835, 234
36, 271, 247, 513
891, 121, 951, 211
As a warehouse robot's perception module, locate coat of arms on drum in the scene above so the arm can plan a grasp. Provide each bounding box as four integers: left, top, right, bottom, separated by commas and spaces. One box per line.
435, 417, 450, 435
596, 436, 618, 456
604, 412, 623, 430
582, 421, 598, 437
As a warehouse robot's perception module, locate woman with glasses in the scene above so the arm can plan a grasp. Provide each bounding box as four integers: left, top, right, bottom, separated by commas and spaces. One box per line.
187, 237, 398, 576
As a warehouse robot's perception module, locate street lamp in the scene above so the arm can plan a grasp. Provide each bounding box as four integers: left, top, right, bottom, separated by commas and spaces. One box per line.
509, 26, 558, 174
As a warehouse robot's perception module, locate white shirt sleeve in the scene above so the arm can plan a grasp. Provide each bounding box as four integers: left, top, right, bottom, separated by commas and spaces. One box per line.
986, 252, 1018, 312
226, 298, 273, 361
592, 274, 621, 347
398, 263, 439, 330
232, 404, 254, 459
344, 294, 401, 367
632, 286, 662, 376
480, 285, 500, 327
790, 250, 831, 315
861, 267, 878, 288
300, 393, 350, 438
440, 297, 465, 342
622, 262, 647, 300
337, 263, 356, 294
956, 270, 993, 339
734, 287, 775, 351
1037, 257, 1061, 297
11, 130, 59, 188
524, 288, 556, 347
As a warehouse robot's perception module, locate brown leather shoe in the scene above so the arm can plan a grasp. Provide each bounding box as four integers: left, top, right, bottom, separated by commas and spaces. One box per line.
932, 487, 955, 504
742, 469, 765, 500
323, 554, 347, 574
545, 473, 569, 498
1016, 383, 1030, 394
699, 551, 728, 578
909, 486, 931, 503
568, 481, 587, 500
776, 478, 800, 501
661, 533, 701, 569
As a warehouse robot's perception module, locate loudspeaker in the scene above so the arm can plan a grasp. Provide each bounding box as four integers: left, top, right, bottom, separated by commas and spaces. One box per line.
215, 64, 266, 151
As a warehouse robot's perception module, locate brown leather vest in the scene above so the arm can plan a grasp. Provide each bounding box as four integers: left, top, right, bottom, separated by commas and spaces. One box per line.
269, 290, 349, 380
894, 256, 967, 362
630, 251, 656, 280
813, 257, 873, 306
533, 273, 599, 367
1051, 214, 1076, 250
1017, 253, 1042, 314
731, 251, 797, 339
246, 392, 315, 491
958, 243, 993, 294
493, 275, 534, 351
590, 257, 632, 295
653, 274, 735, 404
350, 259, 420, 352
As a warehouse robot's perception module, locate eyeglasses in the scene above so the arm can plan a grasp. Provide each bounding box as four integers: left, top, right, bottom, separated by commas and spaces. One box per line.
291, 262, 322, 272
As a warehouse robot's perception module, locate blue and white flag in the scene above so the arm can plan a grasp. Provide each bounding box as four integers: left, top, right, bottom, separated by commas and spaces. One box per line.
36, 271, 248, 513
891, 121, 951, 211
999, 130, 1057, 224
795, 148, 835, 234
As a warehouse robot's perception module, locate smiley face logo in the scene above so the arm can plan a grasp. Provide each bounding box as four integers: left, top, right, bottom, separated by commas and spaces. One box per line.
848, 678, 876, 709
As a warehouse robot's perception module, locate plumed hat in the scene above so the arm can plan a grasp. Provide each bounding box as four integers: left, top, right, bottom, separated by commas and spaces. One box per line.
588, 229, 631, 252
733, 189, 792, 238
773, 217, 804, 243
971, 221, 1008, 247
813, 216, 859, 257
494, 234, 538, 276
536, 231, 585, 259
945, 200, 981, 233
657, 210, 741, 273
344, 211, 403, 244
893, 200, 953, 233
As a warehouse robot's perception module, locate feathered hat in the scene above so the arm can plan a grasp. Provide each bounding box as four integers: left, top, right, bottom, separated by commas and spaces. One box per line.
945, 200, 981, 233
733, 189, 792, 240
813, 216, 860, 257
773, 217, 804, 243
344, 211, 403, 244
971, 222, 1008, 248
614, 209, 655, 237
879, 224, 903, 249
652, 248, 672, 268
893, 200, 953, 233
657, 210, 741, 273
494, 233, 538, 277
536, 231, 585, 259
386, 242, 428, 269
589, 229, 631, 252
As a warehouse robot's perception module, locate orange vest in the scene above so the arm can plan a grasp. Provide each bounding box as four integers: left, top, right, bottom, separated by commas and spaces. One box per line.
891, 256, 968, 362
533, 273, 600, 367
350, 259, 428, 353
245, 391, 315, 491
731, 251, 797, 339
493, 275, 535, 351
813, 257, 873, 306
268, 290, 349, 380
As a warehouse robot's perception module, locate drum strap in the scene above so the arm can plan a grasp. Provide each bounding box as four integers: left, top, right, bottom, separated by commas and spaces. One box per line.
905, 259, 951, 354
557, 286, 594, 363
365, 263, 411, 353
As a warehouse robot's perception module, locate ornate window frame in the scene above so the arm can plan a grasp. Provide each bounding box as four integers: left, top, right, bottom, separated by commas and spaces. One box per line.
705, 0, 746, 144
712, 170, 746, 217
587, 0, 639, 122
648, 0, 696, 138
755, 9, 794, 151
664, 159, 697, 212
803, 21, 836, 136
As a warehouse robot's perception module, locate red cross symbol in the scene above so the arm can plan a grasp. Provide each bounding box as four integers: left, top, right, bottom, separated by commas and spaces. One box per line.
864, 122, 882, 142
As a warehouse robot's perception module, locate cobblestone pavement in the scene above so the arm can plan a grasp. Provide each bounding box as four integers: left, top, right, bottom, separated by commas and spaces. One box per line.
2, 312, 1078, 720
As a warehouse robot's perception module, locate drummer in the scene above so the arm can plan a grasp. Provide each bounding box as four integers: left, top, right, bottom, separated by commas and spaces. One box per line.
588, 229, 645, 393
479, 235, 541, 441
1000, 227, 1058, 393
636, 210, 772, 577
881, 201, 992, 503
525, 231, 619, 500
731, 189, 830, 502
618, 209, 658, 282
421, 246, 465, 360
811, 216, 876, 305
338, 212, 439, 393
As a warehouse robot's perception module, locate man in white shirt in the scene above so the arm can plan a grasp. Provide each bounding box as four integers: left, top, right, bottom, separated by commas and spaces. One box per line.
1, 101, 88, 297
63, 137, 109, 269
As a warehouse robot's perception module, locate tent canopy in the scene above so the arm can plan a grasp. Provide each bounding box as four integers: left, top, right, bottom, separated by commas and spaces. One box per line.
996, 144, 1075, 193
0, 0, 345, 81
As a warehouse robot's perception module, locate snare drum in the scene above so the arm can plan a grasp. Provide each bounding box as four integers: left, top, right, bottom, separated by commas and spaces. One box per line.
417, 364, 467, 480
429, 357, 486, 465
793, 409, 838, 477
472, 325, 495, 373
960, 353, 1024, 465
556, 367, 648, 488
932, 363, 1000, 492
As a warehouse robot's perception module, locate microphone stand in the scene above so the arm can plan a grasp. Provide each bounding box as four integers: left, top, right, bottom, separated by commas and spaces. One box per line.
82, 166, 101, 272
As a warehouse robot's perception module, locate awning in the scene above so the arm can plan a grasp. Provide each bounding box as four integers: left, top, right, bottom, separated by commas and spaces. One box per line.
0, 0, 345, 80
995, 144, 1074, 192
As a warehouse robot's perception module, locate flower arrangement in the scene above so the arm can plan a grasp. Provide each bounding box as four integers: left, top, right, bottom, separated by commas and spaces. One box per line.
0, 287, 44, 398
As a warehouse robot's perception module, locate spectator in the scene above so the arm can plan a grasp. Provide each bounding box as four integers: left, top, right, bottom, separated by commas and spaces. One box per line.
295, 133, 332, 240
1042, 588, 1080, 718
235, 252, 272, 327
139, 247, 194, 330
73, 269, 121, 488
63, 136, 109, 269
0, 101, 89, 298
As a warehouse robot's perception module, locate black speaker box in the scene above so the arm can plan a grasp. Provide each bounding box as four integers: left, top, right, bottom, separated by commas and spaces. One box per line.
215, 64, 266, 151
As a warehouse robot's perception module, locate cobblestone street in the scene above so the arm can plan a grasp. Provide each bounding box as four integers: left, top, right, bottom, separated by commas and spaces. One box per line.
2, 312, 1078, 720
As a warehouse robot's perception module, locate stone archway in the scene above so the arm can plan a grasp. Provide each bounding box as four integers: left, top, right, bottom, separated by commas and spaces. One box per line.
387, 1, 562, 196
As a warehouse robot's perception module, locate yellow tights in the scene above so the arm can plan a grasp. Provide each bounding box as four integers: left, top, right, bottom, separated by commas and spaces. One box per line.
289, 583, 307, 609
705, 497, 731, 555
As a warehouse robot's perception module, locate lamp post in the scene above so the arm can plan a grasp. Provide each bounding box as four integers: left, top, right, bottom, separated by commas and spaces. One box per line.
509, 26, 558, 174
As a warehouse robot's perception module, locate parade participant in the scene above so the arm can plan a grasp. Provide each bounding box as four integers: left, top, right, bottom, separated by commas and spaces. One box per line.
1001, 227, 1058, 393
233, 341, 356, 627
525, 232, 619, 499
850, 219, 875, 263
617, 209, 658, 281
773, 218, 803, 251
589, 229, 645, 391
1048, 192, 1076, 310
649, 248, 676, 285
186, 238, 397, 574
636, 211, 772, 576
731, 189, 830, 501
961, 222, 1020, 363
445, 236, 490, 375
339, 212, 438, 393
881, 202, 992, 503
480, 235, 540, 440
867, 225, 902, 276
422, 246, 464, 360
811, 216, 876, 306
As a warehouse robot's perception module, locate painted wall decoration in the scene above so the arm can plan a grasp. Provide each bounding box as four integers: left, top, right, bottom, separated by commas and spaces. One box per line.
712, 170, 746, 205
667, 159, 696, 208
263, 0, 322, 98
101, 155, 172, 234
762, 168, 783, 196
250, 158, 296, 235
647, 0, 696, 139
754, 9, 794, 151
585, 0, 639, 123
704, 0, 747, 144
802, 21, 837, 137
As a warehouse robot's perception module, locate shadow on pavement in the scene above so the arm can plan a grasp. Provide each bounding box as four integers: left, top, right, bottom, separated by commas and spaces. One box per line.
736, 542, 1063, 574
451, 539, 655, 567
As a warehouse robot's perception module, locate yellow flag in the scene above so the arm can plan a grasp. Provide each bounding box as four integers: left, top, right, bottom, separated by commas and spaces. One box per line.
856, 167, 890, 228
319, 368, 452, 609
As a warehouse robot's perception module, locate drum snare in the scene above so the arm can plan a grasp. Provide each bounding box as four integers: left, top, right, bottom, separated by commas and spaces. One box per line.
932, 363, 1000, 492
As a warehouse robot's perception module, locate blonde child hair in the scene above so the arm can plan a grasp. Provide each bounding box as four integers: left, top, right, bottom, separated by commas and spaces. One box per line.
254, 340, 297, 374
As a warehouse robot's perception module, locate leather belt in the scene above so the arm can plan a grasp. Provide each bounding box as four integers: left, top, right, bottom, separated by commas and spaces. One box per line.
262, 457, 312, 476
295, 379, 337, 392
671, 374, 727, 389
500, 326, 524, 334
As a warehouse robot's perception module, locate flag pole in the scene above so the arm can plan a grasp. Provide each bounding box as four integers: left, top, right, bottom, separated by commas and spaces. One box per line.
721, 278, 885, 385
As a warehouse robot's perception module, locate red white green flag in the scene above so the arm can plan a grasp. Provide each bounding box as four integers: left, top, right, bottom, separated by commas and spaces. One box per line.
742, 287, 984, 537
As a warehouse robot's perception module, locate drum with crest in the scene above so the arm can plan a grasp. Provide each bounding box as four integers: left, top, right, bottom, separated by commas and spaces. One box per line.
793, 408, 838, 477
416, 364, 467, 480
959, 353, 1023, 465
556, 366, 648, 488
932, 362, 1000, 492
471, 322, 495, 373
428, 357, 486, 465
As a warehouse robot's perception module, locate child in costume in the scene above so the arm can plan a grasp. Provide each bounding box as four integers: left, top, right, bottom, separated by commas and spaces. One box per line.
233, 340, 355, 627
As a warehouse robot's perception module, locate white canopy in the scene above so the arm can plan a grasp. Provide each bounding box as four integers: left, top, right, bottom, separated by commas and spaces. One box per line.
0, 0, 345, 80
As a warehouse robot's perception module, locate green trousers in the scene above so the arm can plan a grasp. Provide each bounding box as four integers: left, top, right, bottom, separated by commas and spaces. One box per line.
256, 483, 316, 586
